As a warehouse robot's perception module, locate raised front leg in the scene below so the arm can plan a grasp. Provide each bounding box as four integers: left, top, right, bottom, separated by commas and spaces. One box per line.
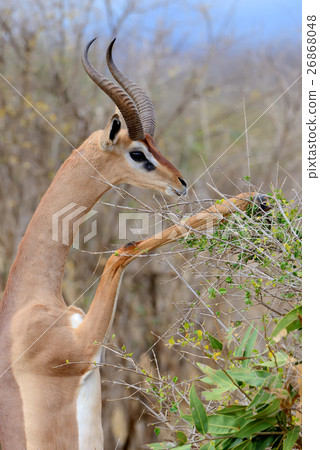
75, 192, 266, 356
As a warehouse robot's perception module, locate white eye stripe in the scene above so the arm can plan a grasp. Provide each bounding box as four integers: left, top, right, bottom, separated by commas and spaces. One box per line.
125, 153, 157, 171
144, 151, 158, 166
129, 144, 159, 167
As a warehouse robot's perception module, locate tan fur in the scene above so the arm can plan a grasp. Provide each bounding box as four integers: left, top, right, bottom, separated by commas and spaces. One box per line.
0, 106, 257, 447
0, 120, 185, 449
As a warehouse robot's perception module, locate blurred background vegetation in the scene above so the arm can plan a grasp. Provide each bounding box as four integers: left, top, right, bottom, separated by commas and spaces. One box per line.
0, 0, 301, 448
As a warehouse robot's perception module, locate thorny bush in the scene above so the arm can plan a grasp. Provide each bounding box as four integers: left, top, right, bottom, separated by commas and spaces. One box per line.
112, 189, 302, 449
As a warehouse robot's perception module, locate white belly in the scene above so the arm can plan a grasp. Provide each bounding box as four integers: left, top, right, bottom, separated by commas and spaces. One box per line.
76, 357, 103, 449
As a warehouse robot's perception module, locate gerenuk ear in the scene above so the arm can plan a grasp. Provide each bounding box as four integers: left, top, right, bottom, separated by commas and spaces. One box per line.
100, 114, 122, 150
109, 115, 121, 141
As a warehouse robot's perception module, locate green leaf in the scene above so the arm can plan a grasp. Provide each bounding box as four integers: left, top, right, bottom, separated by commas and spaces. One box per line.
236, 418, 277, 439
217, 402, 279, 425
200, 442, 215, 450
258, 351, 289, 368
216, 405, 248, 416
286, 319, 302, 333
199, 365, 239, 400
215, 438, 243, 449
181, 414, 193, 425
249, 375, 281, 408
283, 426, 301, 450
172, 445, 191, 450
207, 414, 240, 435
232, 326, 258, 367
202, 387, 234, 401
176, 431, 187, 445
242, 327, 258, 367
232, 441, 252, 450
271, 306, 302, 342
226, 368, 271, 387
251, 399, 280, 419
234, 326, 255, 358
215, 405, 256, 425
251, 435, 275, 450
200, 376, 237, 393
147, 443, 175, 449
189, 384, 208, 435
201, 376, 218, 386
197, 364, 237, 390
208, 334, 223, 351
231, 440, 253, 450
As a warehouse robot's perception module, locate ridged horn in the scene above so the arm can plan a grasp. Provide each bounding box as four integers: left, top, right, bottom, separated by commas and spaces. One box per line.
106, 38, 156, 137
82, 38, 145, 141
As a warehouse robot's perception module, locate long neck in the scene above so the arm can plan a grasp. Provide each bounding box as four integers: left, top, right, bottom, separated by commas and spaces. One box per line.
6, 132, 119, 301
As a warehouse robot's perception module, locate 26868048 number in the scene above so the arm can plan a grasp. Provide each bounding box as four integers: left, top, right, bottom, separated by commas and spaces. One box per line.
307, 15, 317, 75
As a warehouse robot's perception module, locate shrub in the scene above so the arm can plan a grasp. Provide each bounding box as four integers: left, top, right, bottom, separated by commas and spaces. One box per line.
115, 189, 302, 449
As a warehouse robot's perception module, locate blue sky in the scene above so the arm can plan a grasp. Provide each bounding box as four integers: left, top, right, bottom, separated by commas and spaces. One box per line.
158, 0, 301, 46
100, 0, 301, 49
221, 0, 301, 43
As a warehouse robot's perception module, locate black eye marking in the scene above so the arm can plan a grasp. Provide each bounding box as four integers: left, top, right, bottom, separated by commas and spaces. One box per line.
129, 150, 155, 171
144, 161, 155, 171
129, 151, 147, 162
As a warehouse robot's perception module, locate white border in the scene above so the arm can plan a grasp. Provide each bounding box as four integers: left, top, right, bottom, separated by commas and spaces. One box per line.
303, 0, 320, 447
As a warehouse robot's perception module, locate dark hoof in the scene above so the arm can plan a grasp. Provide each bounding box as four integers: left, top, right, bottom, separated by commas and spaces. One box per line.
123, 240, 140, 250
253, 194, 272, 212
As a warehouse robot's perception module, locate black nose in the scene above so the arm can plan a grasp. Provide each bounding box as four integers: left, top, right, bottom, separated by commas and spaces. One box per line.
178, 177, 187, 188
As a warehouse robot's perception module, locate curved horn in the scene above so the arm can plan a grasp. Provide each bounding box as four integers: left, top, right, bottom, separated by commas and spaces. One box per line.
106, 38, 156, 137
82, 38, 145, 141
